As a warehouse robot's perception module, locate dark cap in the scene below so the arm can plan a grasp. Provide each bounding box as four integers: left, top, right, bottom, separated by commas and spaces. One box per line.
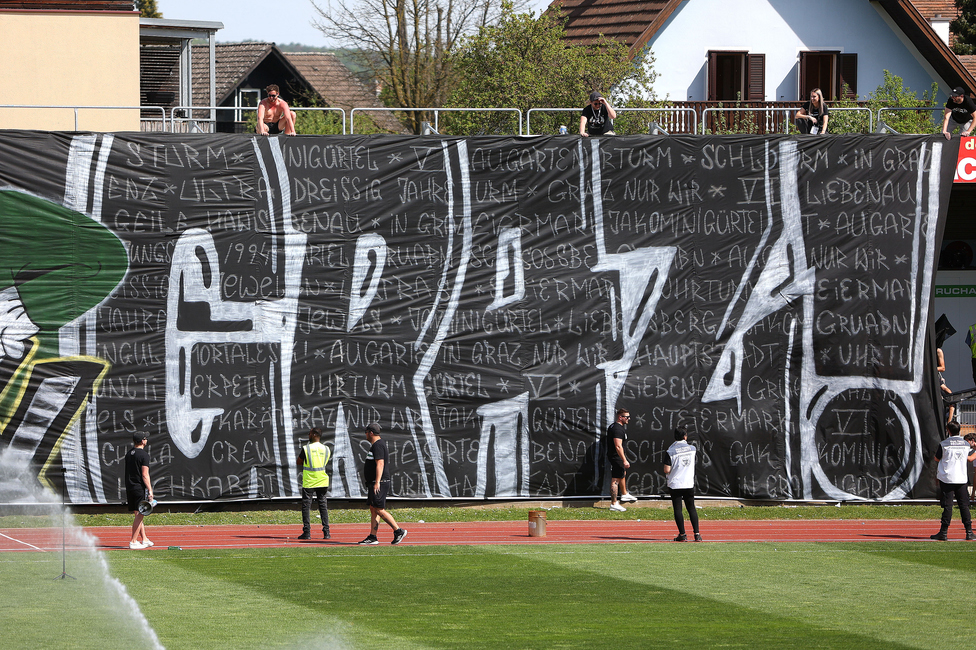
365, 422, 382, 435
132, 432, 149, 444
589, 91, 603, 102
952, 86, 966, 96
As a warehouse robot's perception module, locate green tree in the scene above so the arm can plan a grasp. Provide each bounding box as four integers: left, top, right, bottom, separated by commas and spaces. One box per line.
445, 2, 657, 135
135, 0, 162, 19
864, 70, 940, 134
951, 0, 976, 55
311, 0, 525, 134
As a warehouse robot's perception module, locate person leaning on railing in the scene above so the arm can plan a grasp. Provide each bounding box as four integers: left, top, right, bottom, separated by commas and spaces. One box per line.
941, 86, 975, 140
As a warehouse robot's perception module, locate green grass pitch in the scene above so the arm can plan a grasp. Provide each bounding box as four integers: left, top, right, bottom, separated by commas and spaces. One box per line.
2, 542, 973, 649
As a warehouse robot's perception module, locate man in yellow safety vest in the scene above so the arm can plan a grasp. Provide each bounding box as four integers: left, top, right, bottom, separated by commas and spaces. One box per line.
297, 428, 332, 540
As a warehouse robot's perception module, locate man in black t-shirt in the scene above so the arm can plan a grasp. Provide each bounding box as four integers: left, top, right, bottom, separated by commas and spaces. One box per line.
125, 432, 154, 550
942, 87, 976, 140
579, 91, 616, 136
606, 408, 637, 511
358, 423, 407, 545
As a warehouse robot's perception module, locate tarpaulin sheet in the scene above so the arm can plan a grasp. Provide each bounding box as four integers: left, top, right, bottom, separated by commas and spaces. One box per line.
0, 132, 953, 503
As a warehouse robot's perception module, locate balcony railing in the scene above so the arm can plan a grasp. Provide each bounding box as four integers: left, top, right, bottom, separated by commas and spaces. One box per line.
0, 102, 944, 136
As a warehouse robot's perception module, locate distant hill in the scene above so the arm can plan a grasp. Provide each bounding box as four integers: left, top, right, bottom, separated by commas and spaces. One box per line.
188, 39, 377, 91
276, 42, 330, 53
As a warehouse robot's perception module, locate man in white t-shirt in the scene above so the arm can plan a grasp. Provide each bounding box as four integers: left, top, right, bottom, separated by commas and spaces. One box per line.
931, 421, 975, 541
664, 428, 701, 542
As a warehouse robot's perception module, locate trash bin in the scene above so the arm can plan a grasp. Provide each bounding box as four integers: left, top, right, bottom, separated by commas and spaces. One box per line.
528, 510, 547, 537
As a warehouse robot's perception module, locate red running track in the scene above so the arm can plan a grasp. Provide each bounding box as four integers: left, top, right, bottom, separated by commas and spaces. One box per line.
0, 519, 967, 552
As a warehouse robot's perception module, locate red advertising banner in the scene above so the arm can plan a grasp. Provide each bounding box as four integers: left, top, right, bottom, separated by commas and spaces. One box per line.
954, 136, 976, 181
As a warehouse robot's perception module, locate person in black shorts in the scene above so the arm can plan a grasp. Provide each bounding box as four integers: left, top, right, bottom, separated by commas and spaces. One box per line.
125, 432, 154, 550
358, 423, 407, 545
256, 84, 297, 136
606, 408, 636, 511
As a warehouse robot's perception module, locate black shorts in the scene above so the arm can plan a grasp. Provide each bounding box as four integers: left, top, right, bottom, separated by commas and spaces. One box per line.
264, 122, 281, 135
609, 461, 626, 479
366, 481, 390, 509
126, 487, 147, 512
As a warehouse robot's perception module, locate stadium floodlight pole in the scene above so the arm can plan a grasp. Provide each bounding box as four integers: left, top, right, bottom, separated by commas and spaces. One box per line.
53, 467, 75, 581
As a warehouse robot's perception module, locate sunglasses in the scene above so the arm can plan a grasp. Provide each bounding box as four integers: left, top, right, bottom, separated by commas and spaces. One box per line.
268, 94, 279, 99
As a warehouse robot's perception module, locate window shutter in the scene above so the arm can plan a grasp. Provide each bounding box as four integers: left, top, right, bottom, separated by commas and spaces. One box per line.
798, 51, 809, 99
746, 53, 765, 101
837, 53, 857, 98
707, 51, 718, 101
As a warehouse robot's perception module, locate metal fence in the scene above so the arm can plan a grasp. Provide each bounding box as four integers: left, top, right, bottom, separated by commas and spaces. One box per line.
525, 107, 698, 135
875, 106, 944, 134
0, 105, 166, 131
2, 103, 953, 137
169, 106, 347, 134
349, 107, 522, 135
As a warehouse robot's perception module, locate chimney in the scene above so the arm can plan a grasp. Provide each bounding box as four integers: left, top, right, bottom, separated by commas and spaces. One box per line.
931, 14, 951, 46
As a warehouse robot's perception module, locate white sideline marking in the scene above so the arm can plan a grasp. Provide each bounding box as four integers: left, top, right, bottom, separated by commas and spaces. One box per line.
0, 531, 45, 551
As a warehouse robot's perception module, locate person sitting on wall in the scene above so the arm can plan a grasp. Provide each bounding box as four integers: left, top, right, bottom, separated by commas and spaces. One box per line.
257, 85, 297, 136
795, 88, 829, 135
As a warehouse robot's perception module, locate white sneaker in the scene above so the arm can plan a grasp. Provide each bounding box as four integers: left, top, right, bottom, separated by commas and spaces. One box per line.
129, 541, 146, 550
619, 494, 638, 503
142, 539, 154, 547
609, 503, 627, 512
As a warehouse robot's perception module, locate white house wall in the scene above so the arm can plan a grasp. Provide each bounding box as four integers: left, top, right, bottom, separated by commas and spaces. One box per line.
644, 0, 951, 101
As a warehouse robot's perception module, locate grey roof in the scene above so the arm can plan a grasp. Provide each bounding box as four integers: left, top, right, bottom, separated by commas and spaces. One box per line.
188, 43, 405, 132
191, 42, 279, 106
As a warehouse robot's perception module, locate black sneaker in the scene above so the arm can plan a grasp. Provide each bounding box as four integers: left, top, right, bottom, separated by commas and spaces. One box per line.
694, 533, 703, 542
297, 532, 311, 540
323, 530, 331, 540
392, 528, 407, 545
966, 531, 974, 541
930, 532, 948, 541
358, 535, 379, 545
674, 534, 687, 542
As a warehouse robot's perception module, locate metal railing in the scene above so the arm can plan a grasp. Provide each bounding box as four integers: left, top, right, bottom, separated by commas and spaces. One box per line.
350, 107, 522, 135
827, 107, 874, 133
1, 102, 951, 136
876, 106, 943, 134
525, 107, 699, 135
170, 106, 347, 134
0, 105, 165, 131
700, 107, 797, 135
698, 106, 874, 135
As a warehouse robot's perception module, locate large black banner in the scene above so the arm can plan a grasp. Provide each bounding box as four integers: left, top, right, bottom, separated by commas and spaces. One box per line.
0, 132, 953, 503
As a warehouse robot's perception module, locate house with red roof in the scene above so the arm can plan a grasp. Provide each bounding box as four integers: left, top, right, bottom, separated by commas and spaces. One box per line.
552, 0, 976, 103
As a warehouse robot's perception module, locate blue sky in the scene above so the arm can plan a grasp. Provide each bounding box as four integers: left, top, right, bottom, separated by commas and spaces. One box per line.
158, 0, 552, 47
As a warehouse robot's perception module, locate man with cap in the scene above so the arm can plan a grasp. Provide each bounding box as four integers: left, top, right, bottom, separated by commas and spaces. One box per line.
297, 427, 332, 540
580, 91, 616, 137
941, 87, 976, 140
931, 421, 976, 541
125, 433, 154, 550
358, 423, 407, 545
